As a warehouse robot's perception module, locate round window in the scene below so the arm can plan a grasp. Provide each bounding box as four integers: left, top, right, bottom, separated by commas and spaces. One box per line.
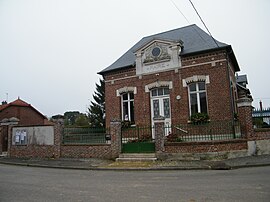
152, 47, 161, 57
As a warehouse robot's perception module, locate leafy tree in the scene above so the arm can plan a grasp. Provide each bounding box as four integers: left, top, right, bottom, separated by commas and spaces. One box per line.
75, 114, 90, 127
87, 79, 105, 127
64, 111, 80, 126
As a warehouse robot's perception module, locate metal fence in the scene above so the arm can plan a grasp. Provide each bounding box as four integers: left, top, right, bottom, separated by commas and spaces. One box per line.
121, 126, 154, 143
165, 121, 242, 142
253, 108, 270, 128
62, 127, 110, 144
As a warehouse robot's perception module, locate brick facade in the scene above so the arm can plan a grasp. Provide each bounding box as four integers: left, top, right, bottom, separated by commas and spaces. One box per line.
104, 50, 236, 126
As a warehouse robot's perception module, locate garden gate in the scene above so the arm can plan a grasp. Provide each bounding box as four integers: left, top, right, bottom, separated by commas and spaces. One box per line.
121, 126, 155, 153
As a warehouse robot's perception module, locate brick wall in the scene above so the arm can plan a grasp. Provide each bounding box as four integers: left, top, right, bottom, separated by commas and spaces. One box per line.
164, 140, 248, 153
104, 50, 234, 127
0, 106, 45, 126
9, 124, 61, 158
254, 128, 270, 140
60, 145, 112, 159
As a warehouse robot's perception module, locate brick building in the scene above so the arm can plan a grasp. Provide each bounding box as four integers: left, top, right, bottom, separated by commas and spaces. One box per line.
0, 98, 48, 153
99, 25, 244, 134
0, 98, 47, 125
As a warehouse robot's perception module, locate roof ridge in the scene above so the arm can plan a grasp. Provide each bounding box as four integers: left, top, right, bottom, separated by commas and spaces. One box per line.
141, 24, 196, 40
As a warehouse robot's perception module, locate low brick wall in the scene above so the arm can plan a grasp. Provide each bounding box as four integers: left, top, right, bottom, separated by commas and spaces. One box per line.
9, 124, 61, 158
164, 139, 248, 153
254, 128, 270, 140
60, 144, 112, 159
10, 145, 59, 158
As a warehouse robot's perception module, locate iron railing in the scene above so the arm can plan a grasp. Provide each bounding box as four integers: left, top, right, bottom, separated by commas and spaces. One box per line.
165, 121, 242, 142
121, 126, 154, 143
62, 127, 110, 144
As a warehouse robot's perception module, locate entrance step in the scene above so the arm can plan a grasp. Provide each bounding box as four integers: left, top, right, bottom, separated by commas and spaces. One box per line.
116, 153, 157, 162
0, 152, 7, 157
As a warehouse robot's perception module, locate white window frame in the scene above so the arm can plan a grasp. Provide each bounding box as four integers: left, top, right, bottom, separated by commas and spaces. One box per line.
121, 92, 134, 122
188, 82, 208, 115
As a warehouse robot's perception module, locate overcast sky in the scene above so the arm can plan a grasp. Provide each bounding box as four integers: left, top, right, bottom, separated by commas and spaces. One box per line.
0, 0, 269, 117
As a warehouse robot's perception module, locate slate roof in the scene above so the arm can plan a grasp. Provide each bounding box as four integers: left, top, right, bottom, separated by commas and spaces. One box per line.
236, 75, 248, 85
99, 24, 239, 74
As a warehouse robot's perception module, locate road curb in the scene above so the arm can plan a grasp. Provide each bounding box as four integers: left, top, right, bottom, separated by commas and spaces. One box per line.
1, 160, 270, 171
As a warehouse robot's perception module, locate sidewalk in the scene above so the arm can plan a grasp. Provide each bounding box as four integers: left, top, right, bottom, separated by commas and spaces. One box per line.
1, 155, 270, 170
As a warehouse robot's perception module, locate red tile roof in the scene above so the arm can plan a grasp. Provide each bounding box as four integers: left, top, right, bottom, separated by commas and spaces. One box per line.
0, 98, 46, 119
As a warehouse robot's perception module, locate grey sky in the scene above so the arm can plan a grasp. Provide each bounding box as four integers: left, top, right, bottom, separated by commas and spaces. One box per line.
0, 0, 269, 117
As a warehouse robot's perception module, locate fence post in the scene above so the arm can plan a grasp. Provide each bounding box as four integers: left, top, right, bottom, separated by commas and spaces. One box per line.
110, 119, 122, 159
237, 97, 254, 139
54, 123, 62, 158
154, 116, 165, 154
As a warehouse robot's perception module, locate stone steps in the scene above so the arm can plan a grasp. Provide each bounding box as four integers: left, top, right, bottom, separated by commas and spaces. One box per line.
116, 153, 157, 162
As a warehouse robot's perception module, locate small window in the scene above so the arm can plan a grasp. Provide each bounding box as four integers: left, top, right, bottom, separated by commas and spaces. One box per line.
151, 87, 170, 97
158, 88, 163, 96
164, 88, 170, 95
189, 83, 196, 92
123, 94, 128, 101
198, 82, 205, 90
152, 47, 161, 57
152, 89, 157, 97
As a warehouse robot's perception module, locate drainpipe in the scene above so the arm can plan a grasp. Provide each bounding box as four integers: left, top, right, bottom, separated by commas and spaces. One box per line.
226, 50, 235, 122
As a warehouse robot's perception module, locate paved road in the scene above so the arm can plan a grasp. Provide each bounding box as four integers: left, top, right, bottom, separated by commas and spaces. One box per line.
0, 164, 269, 202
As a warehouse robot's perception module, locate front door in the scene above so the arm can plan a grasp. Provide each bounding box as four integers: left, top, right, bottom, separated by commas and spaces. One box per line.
151, 87, 171, 139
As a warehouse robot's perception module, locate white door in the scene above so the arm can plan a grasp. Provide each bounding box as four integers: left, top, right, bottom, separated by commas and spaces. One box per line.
151, 88, 171, 139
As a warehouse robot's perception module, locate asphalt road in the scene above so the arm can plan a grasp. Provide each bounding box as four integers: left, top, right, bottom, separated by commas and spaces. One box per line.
0, 164, 269, 202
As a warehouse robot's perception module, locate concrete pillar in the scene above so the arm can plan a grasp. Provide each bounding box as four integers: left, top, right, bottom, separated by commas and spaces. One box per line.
110, 119, 122, 158
237, 97, 254, 139
154, 116, 165, 153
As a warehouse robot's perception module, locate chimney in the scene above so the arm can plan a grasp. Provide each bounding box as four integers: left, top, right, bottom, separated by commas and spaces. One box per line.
259, 100, 263, 111
1, 101, 7, 105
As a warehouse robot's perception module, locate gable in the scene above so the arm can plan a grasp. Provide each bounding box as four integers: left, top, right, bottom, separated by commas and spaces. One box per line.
0, 98, 46, 121
135, 39, 182, 75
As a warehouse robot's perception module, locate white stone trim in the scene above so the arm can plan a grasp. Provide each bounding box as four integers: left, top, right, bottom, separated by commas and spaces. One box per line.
145, 81, 173, 93
237, 98, 253, 107
182, 75, 210, 87
181, 59, 226, 69
116, 87, 137, 97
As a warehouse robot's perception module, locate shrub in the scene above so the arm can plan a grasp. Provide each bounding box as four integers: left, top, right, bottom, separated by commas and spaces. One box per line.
190, 113, 209, 124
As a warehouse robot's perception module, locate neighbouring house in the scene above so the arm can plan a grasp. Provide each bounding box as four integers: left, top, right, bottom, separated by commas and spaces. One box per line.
0, 98, 47, 125
0, 98, 49, 154
99, 24, 248, 129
